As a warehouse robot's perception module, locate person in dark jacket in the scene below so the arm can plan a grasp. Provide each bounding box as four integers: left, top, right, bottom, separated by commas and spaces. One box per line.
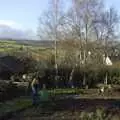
31, 77, 39, 105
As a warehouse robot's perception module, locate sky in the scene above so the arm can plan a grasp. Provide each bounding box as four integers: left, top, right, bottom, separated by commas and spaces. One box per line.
0, 0, 119, 39
0, 0, 49, 31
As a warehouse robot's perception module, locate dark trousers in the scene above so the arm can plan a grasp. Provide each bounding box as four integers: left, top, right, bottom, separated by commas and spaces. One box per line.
32, 92, 39, 105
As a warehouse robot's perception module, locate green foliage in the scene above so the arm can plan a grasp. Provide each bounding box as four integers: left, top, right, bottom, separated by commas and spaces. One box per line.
45, 88, 85, 96
79, 108, 108, 120
112, 77, 120, 84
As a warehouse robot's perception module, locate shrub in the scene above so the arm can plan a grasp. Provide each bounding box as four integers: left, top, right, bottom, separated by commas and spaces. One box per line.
79, 107, 120, 120
0, 81, 26, 102
38, 65, 120, 88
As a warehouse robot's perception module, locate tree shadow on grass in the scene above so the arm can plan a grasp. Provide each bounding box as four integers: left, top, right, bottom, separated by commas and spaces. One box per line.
8, 98, 120, 120
38, 98, 120, 113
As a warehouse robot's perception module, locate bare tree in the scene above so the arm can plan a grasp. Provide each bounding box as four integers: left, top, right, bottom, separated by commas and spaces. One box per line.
53, 0, 59, 88
38, 0, 64, 88
37, 0, 120, 87
71, 0, 103, 87
102, 7, 119, 85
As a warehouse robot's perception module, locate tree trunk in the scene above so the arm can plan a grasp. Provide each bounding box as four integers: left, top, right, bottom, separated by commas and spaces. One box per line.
69, 68, 75, 88
83, 72, 86, 88
104, 72, 108, 85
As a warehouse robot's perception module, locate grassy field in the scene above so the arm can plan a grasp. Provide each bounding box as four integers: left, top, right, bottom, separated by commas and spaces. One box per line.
0, 39, 54, 61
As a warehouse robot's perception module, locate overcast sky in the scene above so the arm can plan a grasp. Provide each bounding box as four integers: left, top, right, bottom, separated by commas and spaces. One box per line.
0, 0, 119, 39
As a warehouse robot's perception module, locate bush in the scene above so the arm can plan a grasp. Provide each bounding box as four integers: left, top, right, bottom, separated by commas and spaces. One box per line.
36, 65, 120, 89
3, 54, 120, 89
0, 81, 26, 102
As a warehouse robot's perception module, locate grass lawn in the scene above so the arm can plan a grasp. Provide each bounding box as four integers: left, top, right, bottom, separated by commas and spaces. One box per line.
0, 97, 32, 119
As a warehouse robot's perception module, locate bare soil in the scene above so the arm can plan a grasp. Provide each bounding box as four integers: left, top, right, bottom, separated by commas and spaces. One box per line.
8, 98, 120, 120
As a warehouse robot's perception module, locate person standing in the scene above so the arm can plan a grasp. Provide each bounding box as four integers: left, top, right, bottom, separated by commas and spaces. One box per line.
31, 77, 39, 105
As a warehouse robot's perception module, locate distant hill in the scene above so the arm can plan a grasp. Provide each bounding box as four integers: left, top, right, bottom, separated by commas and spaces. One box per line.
15, 40, 54, 47
0, 38, 54, 48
